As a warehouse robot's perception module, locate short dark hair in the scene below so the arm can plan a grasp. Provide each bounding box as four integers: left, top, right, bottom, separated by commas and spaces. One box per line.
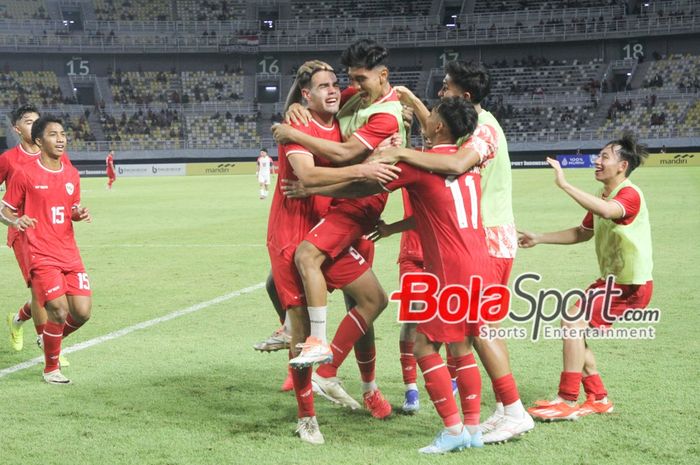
31, 115, 63, 144
340, 39, 388, 70
444, 61, 491, 104
434, 97, 479, 141
260, 148, 268, 153
11, 105, 40, 125
606, 132, 649, 176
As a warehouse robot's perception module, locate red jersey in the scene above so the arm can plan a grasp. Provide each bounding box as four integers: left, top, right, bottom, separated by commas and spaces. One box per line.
0, 145, 72, 247
398, 188, 423, 263
106, 153, 115, 172
383, 144, 490, 286
2, 159, 83, 268
328, 87, 401, 226
267, 118, 340, 252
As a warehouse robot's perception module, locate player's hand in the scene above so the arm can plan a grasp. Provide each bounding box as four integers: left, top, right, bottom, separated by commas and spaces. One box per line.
14, 215, 37, 231
401, 105, 414, 133
73, 207, 92, 223
358, 163, 401, 184
366, 220, 393, 242
272, 123, 299, 145
517, 230, 540, 248
368, 146, 402, 165
394, 86, 417, 107
284, 103, 311, 126
546, 157, 568, 189
281, 179, 310, 199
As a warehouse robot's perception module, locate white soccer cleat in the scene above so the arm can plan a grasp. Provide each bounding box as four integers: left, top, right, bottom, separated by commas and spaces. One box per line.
311, 372, 361, 410
482, 413, 535, 444
480, 407, 505, 434
252, 327, 291, 352
295, 416, 324, 445
43, 369, 71, 385
289, 336, 333, 368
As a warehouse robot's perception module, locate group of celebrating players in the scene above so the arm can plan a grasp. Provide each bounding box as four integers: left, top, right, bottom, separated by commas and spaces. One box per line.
259, 39, 654, 452
0, 37, 653, 455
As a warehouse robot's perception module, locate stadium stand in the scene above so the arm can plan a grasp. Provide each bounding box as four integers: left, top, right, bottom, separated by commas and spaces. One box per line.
181, 70, 245, 103
0, 71, 67, 107
642, 54, 700, 92
289, 0, 433, 20
0, 0, 48, 20
109, 71, 181, 105
186, 112, 260, 149
94, 0, 173, 21
488, 59, 605, 96
98, 107, 184, 149
175, 0, 247, 21
474, 1, 626, 14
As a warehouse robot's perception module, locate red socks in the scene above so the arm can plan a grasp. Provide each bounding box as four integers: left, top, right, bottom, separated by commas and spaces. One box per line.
316, 308, 367, 379
291, 366, 315, 418
18, 302, 32, 321
418, 353, 461, 427
445, 345, 458, 384
492, 373, 520, 406
399, 340, 417, 385
43, 321, 65, 373
63, 314, 84, 338
355, 347, 376, 384
582, 374, 608, 400
558, 371, 582, 401
454, 353, 481, 425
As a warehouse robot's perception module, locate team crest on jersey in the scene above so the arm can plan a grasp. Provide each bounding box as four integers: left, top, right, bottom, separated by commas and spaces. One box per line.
65, 182, 74, 195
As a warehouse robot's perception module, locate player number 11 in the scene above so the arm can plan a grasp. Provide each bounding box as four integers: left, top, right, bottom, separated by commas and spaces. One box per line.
445, 175, 477, 229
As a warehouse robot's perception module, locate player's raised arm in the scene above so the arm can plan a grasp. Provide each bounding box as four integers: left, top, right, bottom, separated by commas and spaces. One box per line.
546, 157, 624, 220
518, 227, 593, 248
394, 85, 430, 130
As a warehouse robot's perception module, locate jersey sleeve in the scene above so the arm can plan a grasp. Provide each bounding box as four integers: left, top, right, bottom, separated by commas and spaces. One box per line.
2, 169, 27, 211
283, 143, 313, 158
73, 175, 81, 208
382, 162, 420, 192
340, 86, 358, 107
581, 211, 594, 230
611, 186, 641, 225
460, 124, 498, 165
353, 113, 399, 151
0, 155, 8, 185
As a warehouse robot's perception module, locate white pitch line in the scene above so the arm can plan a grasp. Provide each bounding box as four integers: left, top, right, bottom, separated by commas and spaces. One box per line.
0, 281, 265, 379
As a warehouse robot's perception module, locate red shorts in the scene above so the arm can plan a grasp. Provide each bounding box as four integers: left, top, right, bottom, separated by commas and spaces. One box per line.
107, 169, 116, 179
305, 210, 376, 260
269, 244, 371, 310
268, 245, 305, 310
576, 279, 654, 328
31, 261, 92, 307
399, 257, 424, 277
11, 236, 31, 286
489, 256, 514, 286
417, 319, 482, 344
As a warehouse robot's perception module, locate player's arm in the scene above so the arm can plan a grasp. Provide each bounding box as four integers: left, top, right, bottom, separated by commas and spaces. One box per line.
71, 205, 91, 222
288, 152, 400, 188
273, 124, 370, 165
518, 226, 594, 248
1, 173, 36, 230
366, 216, 416, 242
0, 205, 36, 231
394, 86, 430, 130
282, 178, 383, 199
546, 157, 624, 219
370, 144, 481, 175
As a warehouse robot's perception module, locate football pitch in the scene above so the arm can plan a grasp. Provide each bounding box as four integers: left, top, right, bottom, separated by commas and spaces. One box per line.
0, 167, 698, 465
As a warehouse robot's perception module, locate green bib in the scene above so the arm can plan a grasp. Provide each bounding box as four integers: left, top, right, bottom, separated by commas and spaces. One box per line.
457, 110, 514, 227
593, 179, 653, 284
336, 90, 406, 147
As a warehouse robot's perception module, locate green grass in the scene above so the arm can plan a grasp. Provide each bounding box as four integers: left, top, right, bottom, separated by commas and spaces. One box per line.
0, 168, 698, 465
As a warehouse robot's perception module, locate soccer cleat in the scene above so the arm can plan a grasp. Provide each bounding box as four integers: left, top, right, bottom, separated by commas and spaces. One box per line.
43, 369, 71, 385
311, 372, 361, 410
253, 327, 291, 352
6, 312, 23, 351
289, 336, 333, 368
280, 370, 294, 392
482, 413, 535, 444
295, 416, 324, 445
469, 430, 484, 448
363, 389, 392, 419
418, 428, 470, 454
402, 389, 420, 413
528, 400, 580, 421
578, 395, 614, 417
480, 409, 504, 434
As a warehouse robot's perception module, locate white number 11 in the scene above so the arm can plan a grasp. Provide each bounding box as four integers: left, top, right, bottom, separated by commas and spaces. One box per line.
445, 175, 477, 229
